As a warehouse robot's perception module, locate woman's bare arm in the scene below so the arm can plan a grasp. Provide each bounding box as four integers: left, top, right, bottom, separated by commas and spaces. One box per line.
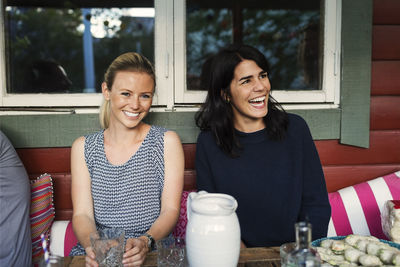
71, 136, 96, 250
147, 130, 185, 240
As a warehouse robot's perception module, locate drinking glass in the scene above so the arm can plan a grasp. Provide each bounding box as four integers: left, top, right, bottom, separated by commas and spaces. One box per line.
90, 228, 125, 267
156, 236, 186, 267
39, 255, 64, 267
280, 242, 296, 267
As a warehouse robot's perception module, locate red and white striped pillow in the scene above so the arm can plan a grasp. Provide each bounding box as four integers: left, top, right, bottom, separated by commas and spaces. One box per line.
328, 171, 400, 239
50, 220, 77, 256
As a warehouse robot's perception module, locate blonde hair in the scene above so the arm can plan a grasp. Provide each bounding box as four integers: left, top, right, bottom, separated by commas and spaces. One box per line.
99, 52, 155, 129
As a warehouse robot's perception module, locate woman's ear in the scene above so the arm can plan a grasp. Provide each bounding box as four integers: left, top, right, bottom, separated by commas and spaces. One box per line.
220, 89, 230, 103
102, 82, 110, 100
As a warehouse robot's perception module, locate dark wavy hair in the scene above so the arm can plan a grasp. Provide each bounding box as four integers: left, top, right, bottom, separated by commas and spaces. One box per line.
195, 44, 288, 157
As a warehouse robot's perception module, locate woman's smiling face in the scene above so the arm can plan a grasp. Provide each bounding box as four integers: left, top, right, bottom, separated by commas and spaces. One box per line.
228, 59, 271, 131
103, 71, 154, 129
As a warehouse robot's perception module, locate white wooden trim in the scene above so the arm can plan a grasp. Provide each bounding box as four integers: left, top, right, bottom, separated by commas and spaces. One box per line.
322, 0, 341, 104
174, 0, 188, 104
154, 0, 174, 108
1, 93, 103, 107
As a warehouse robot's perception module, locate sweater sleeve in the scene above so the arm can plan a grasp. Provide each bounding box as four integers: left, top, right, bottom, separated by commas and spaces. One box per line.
297, 119, 331, 240
195, 132, 217, 193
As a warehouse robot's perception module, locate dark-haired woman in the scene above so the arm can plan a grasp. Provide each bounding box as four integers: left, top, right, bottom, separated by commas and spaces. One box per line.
195, 44, 331, 248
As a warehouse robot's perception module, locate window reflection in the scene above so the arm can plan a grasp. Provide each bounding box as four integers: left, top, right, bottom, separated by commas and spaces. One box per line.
4, 1, 154, 94
186, 0, 321, 91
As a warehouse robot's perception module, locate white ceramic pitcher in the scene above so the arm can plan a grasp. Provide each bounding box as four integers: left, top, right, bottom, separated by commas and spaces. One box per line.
185, 191, 240, 267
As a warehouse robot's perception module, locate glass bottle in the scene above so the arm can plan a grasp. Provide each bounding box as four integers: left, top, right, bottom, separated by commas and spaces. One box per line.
286, 222, 321, 267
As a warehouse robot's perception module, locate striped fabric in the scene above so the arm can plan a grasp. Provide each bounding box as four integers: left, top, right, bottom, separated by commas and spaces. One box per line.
30, 173, 55, 266
49, 220, 78, 257
327, 171, 400, 239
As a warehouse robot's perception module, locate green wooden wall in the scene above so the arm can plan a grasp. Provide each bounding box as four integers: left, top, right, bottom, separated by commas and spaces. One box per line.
0, 109, 341, 148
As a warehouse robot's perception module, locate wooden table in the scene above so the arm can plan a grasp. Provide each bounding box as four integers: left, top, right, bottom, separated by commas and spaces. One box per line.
64, 247, 281, 267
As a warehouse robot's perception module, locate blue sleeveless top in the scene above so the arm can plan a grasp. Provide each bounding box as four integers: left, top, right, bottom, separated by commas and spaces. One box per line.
70, 125, 167, 256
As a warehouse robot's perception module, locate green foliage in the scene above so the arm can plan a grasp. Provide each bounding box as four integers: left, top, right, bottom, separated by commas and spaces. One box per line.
186, 6, 320, 91
6, 6, 154, 93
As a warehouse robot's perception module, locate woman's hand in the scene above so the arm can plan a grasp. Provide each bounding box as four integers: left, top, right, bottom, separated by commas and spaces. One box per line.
85, 246, 98, 267
122, 237, 149, 267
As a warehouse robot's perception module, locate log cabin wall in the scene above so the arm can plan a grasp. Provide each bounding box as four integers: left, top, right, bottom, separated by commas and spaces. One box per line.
15, 0, 400, 221
316, 0, 400, 192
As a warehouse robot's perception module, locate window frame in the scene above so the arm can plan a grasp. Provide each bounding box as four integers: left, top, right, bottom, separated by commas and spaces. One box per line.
0, 0, 340, 108
173, 0, 342, 107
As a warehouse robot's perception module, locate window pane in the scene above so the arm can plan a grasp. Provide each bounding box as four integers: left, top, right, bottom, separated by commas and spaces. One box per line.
186, 0, 321, 91
4, 1, 154, 94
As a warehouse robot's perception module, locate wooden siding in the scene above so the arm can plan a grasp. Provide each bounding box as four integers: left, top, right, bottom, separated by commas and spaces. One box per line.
322, 0, 399, 192
326, 0, 400, 191
372, 26, 400, 60
370, 97, 400, 130
339, 0, 372, 148
373, 0, 400, 25
371, 61, 400, 95
13, 0, 400, 220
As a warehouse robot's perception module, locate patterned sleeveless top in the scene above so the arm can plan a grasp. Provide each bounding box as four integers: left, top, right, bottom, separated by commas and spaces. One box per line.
69, 125, 167, 256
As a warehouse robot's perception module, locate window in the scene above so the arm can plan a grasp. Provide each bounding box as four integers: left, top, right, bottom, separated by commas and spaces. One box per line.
0, 0, 156, 107
174, 0, 341, 106
0, 0, 341, 109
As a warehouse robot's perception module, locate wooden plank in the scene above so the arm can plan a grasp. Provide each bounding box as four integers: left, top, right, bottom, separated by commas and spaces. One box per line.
372, 26, 400, 60
17, 130, 400, 177
65, 247, 281, 267
370, 96, 400, 130
184, 169, 196, 191
340, 0, 372, 148
0, 110, 341, 148
315, 130, 400, 165
371, 61, 400, 95
17, 147, 71, 174
323, 164, 400, 192
373, 0, 400, 25
183, 143, 196, 169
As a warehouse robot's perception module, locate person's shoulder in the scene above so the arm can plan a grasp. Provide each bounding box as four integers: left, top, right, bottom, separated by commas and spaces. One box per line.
71, 136, 85, 150
0, 130, 12, 148
197, 130, 214, 143
287, 113, 309, 130
164, 130, 182, 145
72, 130, 102, 150
0, 131, 18, 163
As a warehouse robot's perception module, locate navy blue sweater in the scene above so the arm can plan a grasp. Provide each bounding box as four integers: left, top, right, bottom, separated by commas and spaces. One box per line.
195, 113, 331, 247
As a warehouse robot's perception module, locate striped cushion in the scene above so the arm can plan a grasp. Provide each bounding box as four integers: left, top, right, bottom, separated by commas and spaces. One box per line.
30, 173, 55, 266
327, 171, 400, 239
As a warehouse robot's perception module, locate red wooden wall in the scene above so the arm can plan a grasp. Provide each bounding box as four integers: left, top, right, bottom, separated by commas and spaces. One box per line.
316, 0, 400, 191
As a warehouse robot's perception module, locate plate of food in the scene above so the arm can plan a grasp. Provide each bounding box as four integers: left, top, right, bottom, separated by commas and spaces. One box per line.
311, 235, 400, 266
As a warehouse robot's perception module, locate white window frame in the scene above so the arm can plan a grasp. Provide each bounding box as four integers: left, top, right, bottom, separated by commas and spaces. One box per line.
0, 0, 341, 109
173, 0, 342, 107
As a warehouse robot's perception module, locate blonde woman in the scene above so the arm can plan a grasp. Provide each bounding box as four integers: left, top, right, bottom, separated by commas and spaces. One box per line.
70, 52, 184, 267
